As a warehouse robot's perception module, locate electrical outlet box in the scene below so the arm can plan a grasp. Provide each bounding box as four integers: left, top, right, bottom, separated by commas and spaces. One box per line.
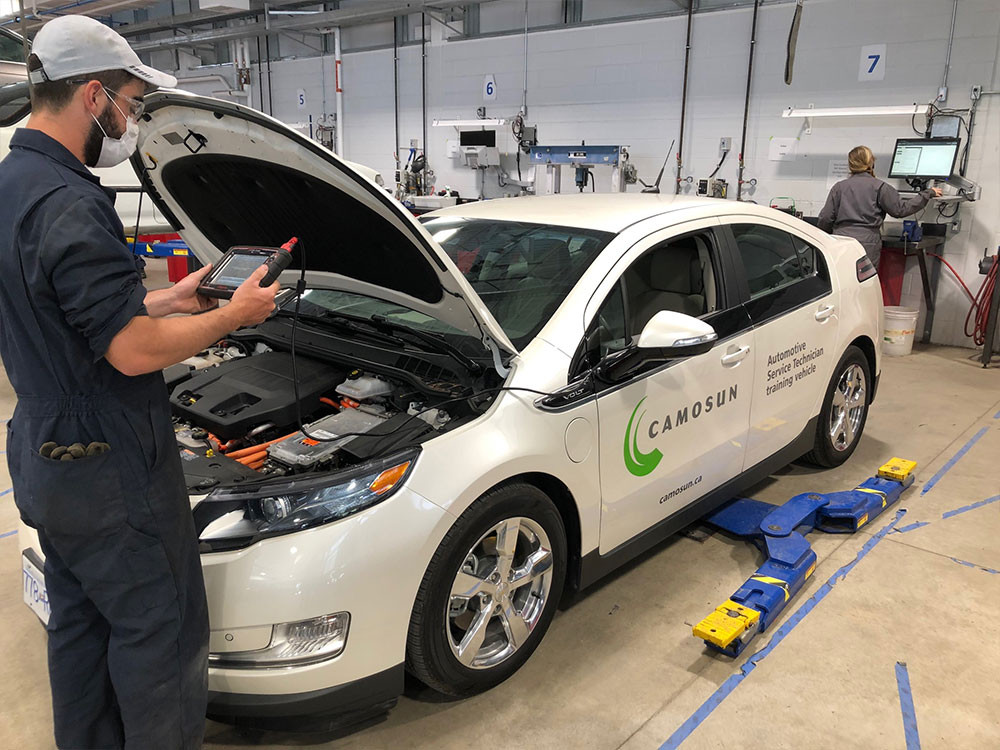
719, 137, 732, 156
950, 217, 962, 234
936, 86, 948, 103
971, 85, 982, 100
409, 138, 419, 148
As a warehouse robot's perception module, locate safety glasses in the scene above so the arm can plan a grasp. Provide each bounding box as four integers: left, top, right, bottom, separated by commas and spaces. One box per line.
102, 86, 144, 119
66, 80, 144, 118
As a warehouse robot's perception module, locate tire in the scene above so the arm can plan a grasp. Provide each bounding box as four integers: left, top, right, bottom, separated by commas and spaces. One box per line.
405, 482, 567, 697
803, 345, 871, 467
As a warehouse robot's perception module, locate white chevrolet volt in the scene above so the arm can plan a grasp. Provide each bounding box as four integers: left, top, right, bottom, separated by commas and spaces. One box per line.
19, 91, 882, 730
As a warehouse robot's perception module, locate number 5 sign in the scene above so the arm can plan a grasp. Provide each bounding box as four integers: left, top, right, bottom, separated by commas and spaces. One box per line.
483, 74, 497, 101
858, 44, 886, 82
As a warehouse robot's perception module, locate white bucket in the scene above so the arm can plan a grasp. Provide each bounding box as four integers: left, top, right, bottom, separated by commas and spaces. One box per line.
883, 306, 919, 356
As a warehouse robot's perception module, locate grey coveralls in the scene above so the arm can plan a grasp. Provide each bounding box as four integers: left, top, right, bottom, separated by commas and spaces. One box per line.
817, 171, 935, 266
0, 129, 208, 749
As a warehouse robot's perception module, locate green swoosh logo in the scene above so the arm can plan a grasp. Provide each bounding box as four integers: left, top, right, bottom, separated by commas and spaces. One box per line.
624, 397, 663, 477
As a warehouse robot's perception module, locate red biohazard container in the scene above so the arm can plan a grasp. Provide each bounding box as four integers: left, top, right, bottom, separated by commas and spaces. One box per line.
878, 247, 905, 307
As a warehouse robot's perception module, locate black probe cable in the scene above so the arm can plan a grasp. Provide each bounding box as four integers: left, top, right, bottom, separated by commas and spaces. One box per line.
287, 240, 557, 447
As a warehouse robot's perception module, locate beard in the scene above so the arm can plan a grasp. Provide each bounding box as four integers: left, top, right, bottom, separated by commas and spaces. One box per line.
83, 103, 122, 168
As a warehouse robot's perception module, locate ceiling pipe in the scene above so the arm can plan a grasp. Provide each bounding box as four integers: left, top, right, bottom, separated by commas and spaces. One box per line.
736, 0, 760, 202
333, 25, 343, 156
675, 0, 693, 194
126, 0, 497, 50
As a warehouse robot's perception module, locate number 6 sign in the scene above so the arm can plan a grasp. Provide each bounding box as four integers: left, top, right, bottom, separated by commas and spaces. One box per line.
858, 44, 886, 82
483, 74, 497, 101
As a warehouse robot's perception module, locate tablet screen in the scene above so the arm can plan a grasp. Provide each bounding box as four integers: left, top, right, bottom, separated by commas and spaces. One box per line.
214, 252, 268, 289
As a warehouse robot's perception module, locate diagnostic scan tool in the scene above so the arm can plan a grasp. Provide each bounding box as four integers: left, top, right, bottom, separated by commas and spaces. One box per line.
198, 238, 298, 299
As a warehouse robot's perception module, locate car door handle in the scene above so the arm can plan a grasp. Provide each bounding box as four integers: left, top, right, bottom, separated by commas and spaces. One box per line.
815, 304, 835, 321
721, 345, 750, 366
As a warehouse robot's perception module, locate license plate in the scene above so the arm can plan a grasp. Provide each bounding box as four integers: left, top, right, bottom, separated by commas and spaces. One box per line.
22, 551, 50, 625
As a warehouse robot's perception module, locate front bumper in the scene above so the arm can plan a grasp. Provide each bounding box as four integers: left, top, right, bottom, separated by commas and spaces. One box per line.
207, 664, 404, 732
201, 484, 452, 706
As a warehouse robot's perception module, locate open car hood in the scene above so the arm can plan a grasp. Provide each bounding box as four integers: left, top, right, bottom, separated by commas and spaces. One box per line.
133, 90, 516, 359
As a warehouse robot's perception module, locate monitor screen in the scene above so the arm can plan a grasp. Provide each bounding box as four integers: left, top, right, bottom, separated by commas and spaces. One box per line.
459, 129, 496, 147
888, 138, 959, 179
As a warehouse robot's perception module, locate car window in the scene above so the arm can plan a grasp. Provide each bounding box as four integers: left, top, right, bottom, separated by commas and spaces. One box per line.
0, 31, 26, 63
577, 230, 721, 372
591, 281, 629, 361
621, 232, 719, 335
731, 223, 818, 299
420, 217, 613, 349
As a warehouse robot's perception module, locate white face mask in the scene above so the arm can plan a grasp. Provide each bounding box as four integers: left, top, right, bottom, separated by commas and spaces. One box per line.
91, 90, 138, 168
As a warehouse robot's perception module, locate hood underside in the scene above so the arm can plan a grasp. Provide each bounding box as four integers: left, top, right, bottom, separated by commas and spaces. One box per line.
133, 91, 515, 356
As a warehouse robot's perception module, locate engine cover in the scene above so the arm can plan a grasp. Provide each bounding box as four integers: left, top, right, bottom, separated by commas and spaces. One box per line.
170, 351, 344, 440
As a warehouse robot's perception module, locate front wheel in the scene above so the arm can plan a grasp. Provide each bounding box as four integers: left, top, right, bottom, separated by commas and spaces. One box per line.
803, 345, 871, 467
405, 483, 567, 697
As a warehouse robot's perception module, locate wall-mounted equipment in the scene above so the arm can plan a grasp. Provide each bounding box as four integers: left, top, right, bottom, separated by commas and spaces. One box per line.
528, 144, 630, 194
697, 178, 727, 199
929, 115, 961, 139
459, 129, 500, 168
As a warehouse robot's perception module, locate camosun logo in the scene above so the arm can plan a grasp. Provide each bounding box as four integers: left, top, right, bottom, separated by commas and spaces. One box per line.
623, 386, 739, 477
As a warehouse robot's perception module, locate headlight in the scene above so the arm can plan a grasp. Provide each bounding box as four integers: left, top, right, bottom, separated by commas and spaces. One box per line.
210, 612, 350, 668
193, 450, 418, 551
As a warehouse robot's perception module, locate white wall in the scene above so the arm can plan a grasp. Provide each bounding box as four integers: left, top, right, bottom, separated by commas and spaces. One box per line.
170, 0, 1000, 349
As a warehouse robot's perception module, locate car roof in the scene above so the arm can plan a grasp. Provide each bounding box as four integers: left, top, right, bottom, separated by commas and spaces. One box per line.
423, 193, 781, 233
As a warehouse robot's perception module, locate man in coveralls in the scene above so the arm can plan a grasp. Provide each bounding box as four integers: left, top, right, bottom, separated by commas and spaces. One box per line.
0, 16, 279, 749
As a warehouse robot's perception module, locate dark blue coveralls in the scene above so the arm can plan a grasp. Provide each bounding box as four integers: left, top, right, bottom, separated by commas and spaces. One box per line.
0, 129, 209, 749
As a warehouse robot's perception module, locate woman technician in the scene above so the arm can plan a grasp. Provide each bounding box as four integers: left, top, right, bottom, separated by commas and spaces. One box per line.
818, 145, 941, 266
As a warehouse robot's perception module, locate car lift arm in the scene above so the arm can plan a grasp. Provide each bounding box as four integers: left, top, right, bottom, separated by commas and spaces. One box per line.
693, 459, 917, 657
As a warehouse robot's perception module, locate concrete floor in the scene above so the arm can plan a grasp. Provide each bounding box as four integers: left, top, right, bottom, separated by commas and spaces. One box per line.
1, 260, 999, 749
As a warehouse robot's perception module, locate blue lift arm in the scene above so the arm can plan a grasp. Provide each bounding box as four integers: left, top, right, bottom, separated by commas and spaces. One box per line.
693, 458, 917, 657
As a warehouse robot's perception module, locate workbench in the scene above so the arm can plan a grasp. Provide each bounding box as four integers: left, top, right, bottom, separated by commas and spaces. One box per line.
880, 235, 945, 344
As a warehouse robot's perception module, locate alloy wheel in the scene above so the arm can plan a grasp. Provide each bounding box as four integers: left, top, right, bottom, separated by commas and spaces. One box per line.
445, 517, 554, 670
828, 363, 867, 452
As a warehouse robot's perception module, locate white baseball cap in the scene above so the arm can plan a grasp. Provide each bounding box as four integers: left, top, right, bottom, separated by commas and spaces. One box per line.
29, 15, 177, 89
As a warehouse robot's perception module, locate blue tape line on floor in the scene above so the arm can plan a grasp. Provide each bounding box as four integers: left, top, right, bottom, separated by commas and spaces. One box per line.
659, 509, 906, 750
941, 494, 1000, 520
894, 521, 930, 534
995, 408, 1000, 419
0, 529, 16, 540
949, 557, 1000, 575
895, 662, 921, 749
0, 488, 11, 498
921, 426, 989, 495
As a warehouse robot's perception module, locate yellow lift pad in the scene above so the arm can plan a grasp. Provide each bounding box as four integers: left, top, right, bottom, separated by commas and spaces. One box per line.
693, 600, 761, 650
877, 458, 917, 482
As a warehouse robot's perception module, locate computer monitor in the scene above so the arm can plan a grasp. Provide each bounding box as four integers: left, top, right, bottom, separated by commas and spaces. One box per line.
887, 138, 959, 180
459, 129, 496, 148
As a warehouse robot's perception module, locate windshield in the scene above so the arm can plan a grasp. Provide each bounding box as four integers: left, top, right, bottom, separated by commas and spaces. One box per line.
420, 216, 613, 348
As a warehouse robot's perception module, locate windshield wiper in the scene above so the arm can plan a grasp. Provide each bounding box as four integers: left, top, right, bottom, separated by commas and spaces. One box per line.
275, 308, 408, 348
368, 314, 484, 375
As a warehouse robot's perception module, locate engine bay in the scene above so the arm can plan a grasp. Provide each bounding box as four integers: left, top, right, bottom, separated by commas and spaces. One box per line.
168, 340, 486, 493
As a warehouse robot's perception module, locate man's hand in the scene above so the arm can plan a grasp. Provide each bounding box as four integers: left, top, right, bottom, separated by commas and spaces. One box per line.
169, 264, 219, 314
931, 187, 943, 197
107, 266, 281, 377
226, 265, 281, 327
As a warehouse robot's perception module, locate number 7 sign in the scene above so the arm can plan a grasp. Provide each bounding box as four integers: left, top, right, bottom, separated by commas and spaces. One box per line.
859, 44, 886, 82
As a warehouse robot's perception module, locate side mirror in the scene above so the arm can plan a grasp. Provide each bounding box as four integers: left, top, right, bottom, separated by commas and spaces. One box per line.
0, 82, 30, 128
596, 311, 717, 383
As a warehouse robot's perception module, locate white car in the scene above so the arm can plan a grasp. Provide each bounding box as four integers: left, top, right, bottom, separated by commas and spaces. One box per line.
20, 91, 881, 730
